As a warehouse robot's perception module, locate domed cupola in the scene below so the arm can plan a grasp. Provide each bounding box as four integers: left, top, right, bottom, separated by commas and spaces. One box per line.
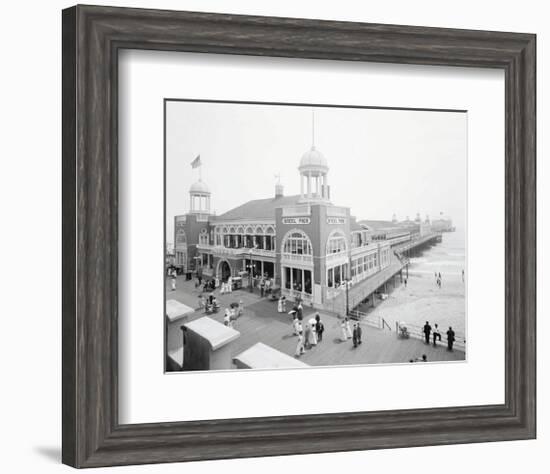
299, 146, 329, 171
189, 180, 210, 194
299, 111, 330, 202
189, 179, 211, 214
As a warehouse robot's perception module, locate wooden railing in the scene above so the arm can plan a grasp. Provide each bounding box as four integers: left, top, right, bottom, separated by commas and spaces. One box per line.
394, 321, 465, 351
349, 310, 392, 331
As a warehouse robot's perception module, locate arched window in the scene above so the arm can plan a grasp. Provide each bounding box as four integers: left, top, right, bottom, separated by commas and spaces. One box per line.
326, 230, 347, 255
199, 228, 209, 245
245, 226, 254, 235
236, 226, 244, 235
266, 226, 275, 235
282, 230, 312, 255
255, 226, 263, 234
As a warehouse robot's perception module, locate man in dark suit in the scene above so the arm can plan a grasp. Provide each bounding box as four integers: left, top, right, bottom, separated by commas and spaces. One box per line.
423, 321, 432, 344
446, 327, 456, 351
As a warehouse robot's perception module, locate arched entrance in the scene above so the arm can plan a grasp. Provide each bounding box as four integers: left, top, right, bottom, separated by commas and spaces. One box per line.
217, 259, 232, 281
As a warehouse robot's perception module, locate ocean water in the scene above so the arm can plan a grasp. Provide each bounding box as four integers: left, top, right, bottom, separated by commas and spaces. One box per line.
409, 228, 466, 277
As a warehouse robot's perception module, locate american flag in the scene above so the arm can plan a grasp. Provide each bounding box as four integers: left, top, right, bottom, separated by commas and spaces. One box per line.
190, 154, 201, 168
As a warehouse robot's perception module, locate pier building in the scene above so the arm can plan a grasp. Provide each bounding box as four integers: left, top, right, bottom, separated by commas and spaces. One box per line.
173, 142, 442, 312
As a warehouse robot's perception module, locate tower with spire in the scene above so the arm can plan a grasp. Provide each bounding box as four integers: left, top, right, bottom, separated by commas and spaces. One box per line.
188, 155, 212, 215
298, 109, 330, 203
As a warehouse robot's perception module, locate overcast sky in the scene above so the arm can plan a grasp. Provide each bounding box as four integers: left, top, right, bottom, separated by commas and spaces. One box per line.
166, 101, 467, 242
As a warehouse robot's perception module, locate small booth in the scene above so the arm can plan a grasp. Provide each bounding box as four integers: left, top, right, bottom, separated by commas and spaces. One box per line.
166, 299, 194, 324
183, 317, 240, 371
233, 342, 309, 370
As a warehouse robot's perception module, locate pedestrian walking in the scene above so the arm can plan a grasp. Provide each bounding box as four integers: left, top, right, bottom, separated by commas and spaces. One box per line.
198, 295, 204, 311
297, 302, 303, 320
277, 296, 284, 313
446, 326, 456, 351
227, 276, 233, 294
291, 312, 300, 335
304, 321, 313, 349
315, 313, 324, 342
295, 331, 305, 357
170, 273, 176, 291
345, 317, 353, 339
404, 278, 408, 287
352, 323, 359, 348
340, 317, 348, 342
357, 324, 362, 345
432, 323, 442, 346
260, 278, 265, 297
309, 318, 318, 346
432, 323, 441, 346
423, 321, 432, 344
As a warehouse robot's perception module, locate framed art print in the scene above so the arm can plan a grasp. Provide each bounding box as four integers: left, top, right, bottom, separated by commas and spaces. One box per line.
62, 5, 536, 468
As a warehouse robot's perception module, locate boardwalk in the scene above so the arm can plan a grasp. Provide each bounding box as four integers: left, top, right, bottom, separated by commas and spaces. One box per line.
166, 276, 465, 370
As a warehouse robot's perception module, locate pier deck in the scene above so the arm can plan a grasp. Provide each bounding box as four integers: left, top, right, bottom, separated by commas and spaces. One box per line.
167, 276, 465, 370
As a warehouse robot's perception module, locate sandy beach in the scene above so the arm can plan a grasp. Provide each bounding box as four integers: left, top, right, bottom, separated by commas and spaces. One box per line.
357, 231, 466, 338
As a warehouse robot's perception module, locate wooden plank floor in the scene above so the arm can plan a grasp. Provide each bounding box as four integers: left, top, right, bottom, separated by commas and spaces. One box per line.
167, 276, 465, 370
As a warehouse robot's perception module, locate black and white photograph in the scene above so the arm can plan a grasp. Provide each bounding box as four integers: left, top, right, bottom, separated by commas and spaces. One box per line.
164, 100, 467, 372
2, 0, 542, 472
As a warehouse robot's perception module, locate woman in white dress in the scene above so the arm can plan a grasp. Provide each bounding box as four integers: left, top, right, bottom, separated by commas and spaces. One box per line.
295, 331, 305, 356
303, 322, 312, 349
292, 313, 300, 335
309, 318, 318, 346
345, 317, 353, 339
277, 296, 284, 313
340, 318, 348, 342
227, 276, 233, 293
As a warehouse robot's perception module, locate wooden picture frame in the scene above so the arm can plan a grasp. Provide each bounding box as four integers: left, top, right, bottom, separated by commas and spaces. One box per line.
62, 5, 536, 468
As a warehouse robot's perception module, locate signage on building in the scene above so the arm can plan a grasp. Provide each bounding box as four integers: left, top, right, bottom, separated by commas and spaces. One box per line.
282, 217, 311, 225
326, 217, 346, 224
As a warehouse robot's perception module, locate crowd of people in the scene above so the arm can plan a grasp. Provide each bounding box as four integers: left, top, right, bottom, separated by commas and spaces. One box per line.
289, 303, 326, 357
171, 265, 461, 363
422, 321, 456, 351
339, 316, 363, 348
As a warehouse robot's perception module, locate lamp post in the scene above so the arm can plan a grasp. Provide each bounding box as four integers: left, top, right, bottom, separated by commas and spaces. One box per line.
247, 249, 254, 293
345, 278, 350, 316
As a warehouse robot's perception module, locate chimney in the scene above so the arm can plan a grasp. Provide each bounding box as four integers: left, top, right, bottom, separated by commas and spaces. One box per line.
275, 182, 284, 198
